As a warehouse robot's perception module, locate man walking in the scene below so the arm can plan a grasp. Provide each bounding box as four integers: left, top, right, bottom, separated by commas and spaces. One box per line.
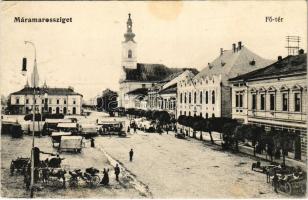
114, 164, 120, 181
129, 149, 134, 162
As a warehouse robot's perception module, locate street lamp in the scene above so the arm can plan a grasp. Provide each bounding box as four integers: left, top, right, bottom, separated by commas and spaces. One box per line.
22, 40, 37, 198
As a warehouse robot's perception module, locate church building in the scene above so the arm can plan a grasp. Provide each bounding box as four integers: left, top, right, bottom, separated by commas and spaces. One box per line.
118, 14, 196, 109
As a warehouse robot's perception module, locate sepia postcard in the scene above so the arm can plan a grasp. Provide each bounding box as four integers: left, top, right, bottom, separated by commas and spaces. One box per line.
0, 0, 307, 198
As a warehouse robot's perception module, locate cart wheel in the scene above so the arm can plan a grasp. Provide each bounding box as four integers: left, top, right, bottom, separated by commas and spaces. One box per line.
285, 182, 292, 195
91, 175, 100, 187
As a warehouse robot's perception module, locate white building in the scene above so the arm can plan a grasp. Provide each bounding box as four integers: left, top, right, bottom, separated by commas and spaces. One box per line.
229, 51, 307, 160
9, 82, 83, 115
177, 42, 273, 119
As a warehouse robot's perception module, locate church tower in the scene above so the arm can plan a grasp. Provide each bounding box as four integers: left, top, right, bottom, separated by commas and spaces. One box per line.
121, 13, 137, 69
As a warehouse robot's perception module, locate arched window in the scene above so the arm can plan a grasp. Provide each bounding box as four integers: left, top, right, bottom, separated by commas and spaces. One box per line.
184, 93, 187, 103
180, 93, 183, 103
200, 91, 203, 104
194, 92, 197, 104
212, 91, 215, 104
128, 49, 132, 58
189, 92, 192, 103
205, 91, 208, 104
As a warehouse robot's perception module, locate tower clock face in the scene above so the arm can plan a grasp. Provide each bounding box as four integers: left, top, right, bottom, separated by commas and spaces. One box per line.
128, 25, 131, 29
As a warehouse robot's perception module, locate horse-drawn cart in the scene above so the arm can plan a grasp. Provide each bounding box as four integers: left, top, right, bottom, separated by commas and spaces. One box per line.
277, 173, 306, 195
59, 136, 83, 153
51, 132, 72, 147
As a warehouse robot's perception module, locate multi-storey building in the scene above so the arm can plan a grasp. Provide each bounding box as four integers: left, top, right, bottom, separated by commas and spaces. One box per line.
177, 42, 273, 119
229, 51, 307, 160
8, 82, 83, 115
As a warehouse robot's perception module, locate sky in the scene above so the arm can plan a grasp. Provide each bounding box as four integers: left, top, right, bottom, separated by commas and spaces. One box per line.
0, 1, 307, 101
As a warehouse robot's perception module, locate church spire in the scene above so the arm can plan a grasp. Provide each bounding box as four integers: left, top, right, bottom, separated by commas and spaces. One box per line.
124, 13, 135, 42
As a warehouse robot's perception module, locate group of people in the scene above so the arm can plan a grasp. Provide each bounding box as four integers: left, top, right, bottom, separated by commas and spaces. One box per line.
100, 148, 134, 185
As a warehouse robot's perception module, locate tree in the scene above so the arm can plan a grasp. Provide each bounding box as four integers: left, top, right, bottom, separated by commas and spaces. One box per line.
192, 116, 204, 140
158, 111, 171, 126
221, 121, 238, 150
273, 129, 293, 166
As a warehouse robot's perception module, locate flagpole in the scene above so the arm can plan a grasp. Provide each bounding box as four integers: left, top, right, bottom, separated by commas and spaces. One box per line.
25, 41, 37, 198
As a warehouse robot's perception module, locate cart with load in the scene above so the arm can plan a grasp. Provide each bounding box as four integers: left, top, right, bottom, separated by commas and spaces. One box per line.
51, 132, 72, 147
57, 123, 79, 135
98, 121, 126, 137
10, 157, 30, 175
59, 136, 83, 153
277, 173, 306, 195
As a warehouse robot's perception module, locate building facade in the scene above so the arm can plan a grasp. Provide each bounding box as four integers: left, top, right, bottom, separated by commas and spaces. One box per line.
177, 42, 273, 119
229, 51, 307, 160
9, 83, 83, 115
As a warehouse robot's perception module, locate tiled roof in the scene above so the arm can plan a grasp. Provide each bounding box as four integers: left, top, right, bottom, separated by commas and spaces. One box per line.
159, 83, 177, 94
229, 53, 307, 82
194, 46, 273, 84
126, 88, 148, 95
122, 63, 198, 82
11, 87, 83, 96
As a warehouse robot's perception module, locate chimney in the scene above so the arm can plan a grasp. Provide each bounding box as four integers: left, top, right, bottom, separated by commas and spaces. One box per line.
232, 43, 236, 53
238, 41, 242, 50
278, 56, 282, 61
220, 48, 223, 56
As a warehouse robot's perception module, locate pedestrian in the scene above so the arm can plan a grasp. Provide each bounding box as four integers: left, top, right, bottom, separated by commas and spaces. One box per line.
134, 126, 137, 134
127, 126, 130, 133
114, 164, 120, 181
272, 173, 279, 193
100, 168, 109, 185
129, 149, 134, 162
166, 125, 169, 134
90, 137, 95, 148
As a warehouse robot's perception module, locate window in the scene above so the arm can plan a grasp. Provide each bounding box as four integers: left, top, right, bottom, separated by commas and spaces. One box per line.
235, 92, 243, 108
57, 99, 60, 104
26, 99, 29, 104
252, 94, 257, 110
206, 113, 208, 119
73, 99, 76, 104
189, 111, 191, 116
212, 91, 215, 104
200, 91, 203, 104
200, 112, 202, 117
42, 99, 44, 104
180, 111, 182, 115
34, 99, 37, 104
184, 93, 187, 103
260, 94, 265, 110
270, 93, 275, 111
128, 49, 132, 58
180, 93, 183, 103
205, 91, 208, 104
212, 113, 215, 118
64, 100, 67, 104
294, 93, 301, 112
16, 98, 20, 104
282, 93, 288, 111
189, 93, 191, 104
184, 111, 186, 116
194, 92, 196, 104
